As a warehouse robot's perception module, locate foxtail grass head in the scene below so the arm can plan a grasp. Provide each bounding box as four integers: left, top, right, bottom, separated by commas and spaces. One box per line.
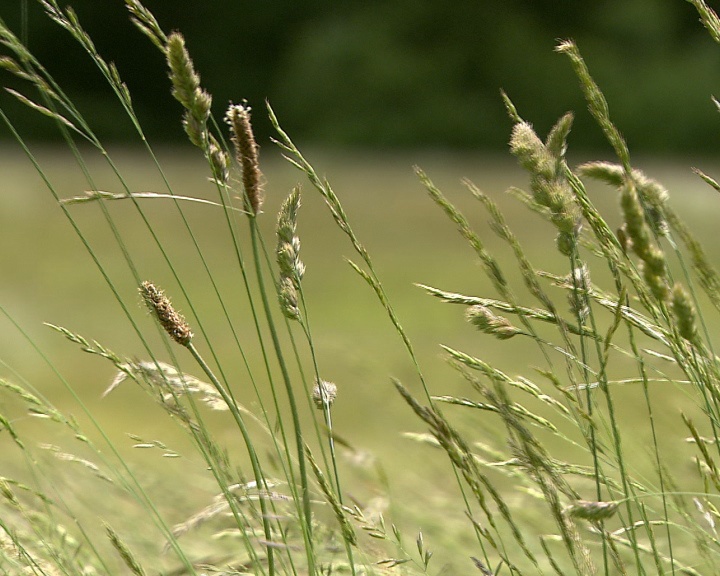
672, 283, 698, 344
276, 187, 305, 320
139, 281, 193, 346
226, 102, 263, 216
165, 32, 211, 149
620, 183, 669, 301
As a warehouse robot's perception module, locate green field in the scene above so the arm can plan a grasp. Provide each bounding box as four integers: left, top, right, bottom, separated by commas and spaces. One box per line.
2, 143, 720, 571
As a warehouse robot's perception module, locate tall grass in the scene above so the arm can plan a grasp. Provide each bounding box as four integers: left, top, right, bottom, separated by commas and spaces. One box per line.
1, 0, 720, 574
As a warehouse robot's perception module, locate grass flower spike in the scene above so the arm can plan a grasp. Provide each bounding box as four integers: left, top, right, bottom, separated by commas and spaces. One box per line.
565, 500, 619, 522
226, 102, 264, 216
276, 187, 305, 320
466, 305, 522, 340
165, 32, 211, 148
139, 281, 193, 346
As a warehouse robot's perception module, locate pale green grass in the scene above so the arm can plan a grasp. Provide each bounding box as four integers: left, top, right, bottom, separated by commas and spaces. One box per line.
3, 1, 720, 573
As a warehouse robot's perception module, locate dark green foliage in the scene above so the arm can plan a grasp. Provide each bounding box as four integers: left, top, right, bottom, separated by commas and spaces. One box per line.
1, 0, 718, 151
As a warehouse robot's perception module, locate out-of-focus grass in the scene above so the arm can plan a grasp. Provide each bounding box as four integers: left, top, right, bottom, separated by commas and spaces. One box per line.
2, 144, 719, 567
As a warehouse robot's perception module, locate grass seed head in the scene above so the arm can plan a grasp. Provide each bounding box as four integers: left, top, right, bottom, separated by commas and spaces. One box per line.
510, 122, 555, 180
226, 102, 263, 216
672, 283, 698, 343
208, 135, 230, 185
165, 32, 211, 148
139, 281, 193, 346
466, 305, 522, 340
621, 182, 669, 289
566, 500, 619, 521
313, 379, 337, 409
276, 187, 305, 282
278, 276, 300, 320
567, 265, 591, 322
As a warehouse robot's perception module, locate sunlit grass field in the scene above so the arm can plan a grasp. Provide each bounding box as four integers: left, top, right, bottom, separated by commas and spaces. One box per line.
6, 2, 720, 574
3, 142, 720, 571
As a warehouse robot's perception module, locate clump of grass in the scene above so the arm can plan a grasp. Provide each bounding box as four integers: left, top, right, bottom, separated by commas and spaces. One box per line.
2, 0, 720, 575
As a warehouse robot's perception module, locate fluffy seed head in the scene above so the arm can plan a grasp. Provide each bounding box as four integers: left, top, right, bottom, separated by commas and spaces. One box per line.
567, 265, 591, 322
139, 281, 193, 346
165, 33, 199, 109
566, 500, 619, 521
313, 379, 337, 410
621, 183, 651, 258
208, 135, 230, 185
165, 32, 211, 148
577, 161, 625, 187
278, 276, 300, 321
510, 122, 555, 180
672, 283, 698, 343
226, 102, 263, 215
466, 305, 521, 340
276, 187, 305, 282
545, 112, 574, 159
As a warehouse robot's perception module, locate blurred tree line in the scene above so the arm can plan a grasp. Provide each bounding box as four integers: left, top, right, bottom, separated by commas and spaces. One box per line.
1, 0, 719, 152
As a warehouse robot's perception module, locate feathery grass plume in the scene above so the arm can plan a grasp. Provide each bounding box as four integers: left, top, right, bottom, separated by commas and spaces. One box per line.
208, 136, 230, 185
226, 102, 264, 216
620, 183, 668, 301
312, 379, 337, 410
508, 116, 581, 256
418, 169, 507, 294
124, 0, 167, 51
683, 414, 720, 493
565, 500, 619, 522
466, 305, 522, 340
672, 283, 698, 343
165, 32, 211, 148
509, 122, 555, 180
566, 264, 591, 323
579, 161, 669, 236
664, 204, 720, 312
276, 186, 305, 284
577, 161, 625, 187
305, 445, 357, 546
472, 557, 494, 575
393, 379, 540, 571
616, 225, 631, 255
278, 276, 300, 320
139, 281, 193, 346
488, 390, 594, 575
546, 111, 574, 159
418, 283, 594, 338
40, 444, 113, 483
104, 523, 146, 576
107, 360, 228, 410
635, 179, 669, 237
688, 0, 720, 44
556, 39, 631, 171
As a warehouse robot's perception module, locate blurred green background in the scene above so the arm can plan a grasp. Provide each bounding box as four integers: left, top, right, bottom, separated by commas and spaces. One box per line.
1, 0, 719, 152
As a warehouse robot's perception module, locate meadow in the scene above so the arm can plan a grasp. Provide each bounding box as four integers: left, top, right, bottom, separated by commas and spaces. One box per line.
4, 1, 720, 575
3, 143, 720, 573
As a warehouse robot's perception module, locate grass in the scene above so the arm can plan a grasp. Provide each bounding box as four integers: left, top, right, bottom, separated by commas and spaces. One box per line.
4, 0, 720, 574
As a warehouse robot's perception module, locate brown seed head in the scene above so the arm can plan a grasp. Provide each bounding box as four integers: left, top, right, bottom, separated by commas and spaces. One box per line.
139, 281, 193, 346
225, 102, 263, 216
